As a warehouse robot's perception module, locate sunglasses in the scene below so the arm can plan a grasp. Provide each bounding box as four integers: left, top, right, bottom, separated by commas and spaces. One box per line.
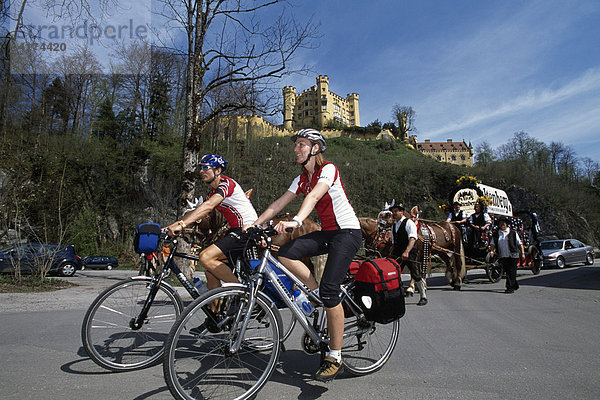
199, 165, 212, 171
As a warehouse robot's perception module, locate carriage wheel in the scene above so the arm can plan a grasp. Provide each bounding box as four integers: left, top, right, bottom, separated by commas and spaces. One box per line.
485, 253, 503, 283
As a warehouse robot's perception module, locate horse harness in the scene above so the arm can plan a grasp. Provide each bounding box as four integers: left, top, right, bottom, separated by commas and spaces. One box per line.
417, 222, 456, 275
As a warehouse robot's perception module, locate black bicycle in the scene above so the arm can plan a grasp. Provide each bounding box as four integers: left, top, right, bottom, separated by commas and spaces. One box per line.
162, 223, 401, 400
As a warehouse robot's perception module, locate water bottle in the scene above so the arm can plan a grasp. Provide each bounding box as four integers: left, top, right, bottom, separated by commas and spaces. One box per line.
193, 277, 208, 295
292, 289, 314, 316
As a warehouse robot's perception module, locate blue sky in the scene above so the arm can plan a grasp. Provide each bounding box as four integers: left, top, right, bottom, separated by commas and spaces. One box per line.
281, 0, 600, 161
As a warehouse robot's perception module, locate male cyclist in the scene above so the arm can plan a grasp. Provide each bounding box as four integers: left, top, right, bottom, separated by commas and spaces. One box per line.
166, 154, 258, 290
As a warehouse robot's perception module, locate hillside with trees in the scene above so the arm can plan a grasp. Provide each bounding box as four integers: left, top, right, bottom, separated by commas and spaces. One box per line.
1, 127, 598, 265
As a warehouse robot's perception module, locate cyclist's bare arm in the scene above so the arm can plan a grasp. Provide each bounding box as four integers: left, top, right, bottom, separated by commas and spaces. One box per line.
166, 194, 224, 236
274, 182, 328, 234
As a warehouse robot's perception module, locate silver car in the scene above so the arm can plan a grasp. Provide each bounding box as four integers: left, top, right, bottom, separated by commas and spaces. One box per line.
540, 239, 595, 268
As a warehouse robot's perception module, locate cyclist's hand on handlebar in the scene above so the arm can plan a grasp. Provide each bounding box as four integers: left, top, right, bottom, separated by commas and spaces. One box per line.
164, 223, 183, 238
274, 220, 296, 234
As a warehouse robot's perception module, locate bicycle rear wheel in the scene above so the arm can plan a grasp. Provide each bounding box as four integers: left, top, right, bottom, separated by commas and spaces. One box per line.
342, 313, 400, 375
163, 287, 281, 400
81, 277, 183, 371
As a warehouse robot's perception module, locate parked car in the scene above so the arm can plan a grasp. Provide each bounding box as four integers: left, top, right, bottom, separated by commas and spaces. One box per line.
0, 243, 83, 277
540, 239, 595, 268
82, 256, 119, 270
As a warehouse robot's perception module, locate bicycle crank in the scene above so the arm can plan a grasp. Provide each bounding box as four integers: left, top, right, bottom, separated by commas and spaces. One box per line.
301, 332, 320, 354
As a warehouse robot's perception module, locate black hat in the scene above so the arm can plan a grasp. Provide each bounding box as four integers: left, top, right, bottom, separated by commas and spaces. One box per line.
389, 203, 405, 211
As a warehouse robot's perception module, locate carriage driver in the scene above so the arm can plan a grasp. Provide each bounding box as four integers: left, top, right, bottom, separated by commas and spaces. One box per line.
390, 203, 427, 306
447, 201, 468, 242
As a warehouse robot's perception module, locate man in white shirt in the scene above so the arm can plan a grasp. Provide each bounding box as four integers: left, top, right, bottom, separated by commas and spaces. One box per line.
489, 217, 526, 294
390, 203, 427, 306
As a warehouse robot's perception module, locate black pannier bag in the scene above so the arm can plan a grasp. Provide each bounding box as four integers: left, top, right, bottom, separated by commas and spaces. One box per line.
134, 223, 162, 254
353, 257, 405, 324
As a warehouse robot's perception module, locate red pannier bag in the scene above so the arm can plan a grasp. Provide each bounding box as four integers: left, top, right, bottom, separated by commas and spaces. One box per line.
353, 258, 405, 324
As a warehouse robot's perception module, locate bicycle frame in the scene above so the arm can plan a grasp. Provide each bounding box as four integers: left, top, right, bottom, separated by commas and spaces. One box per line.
230, 230, 368, 353
130, 237, 202, 329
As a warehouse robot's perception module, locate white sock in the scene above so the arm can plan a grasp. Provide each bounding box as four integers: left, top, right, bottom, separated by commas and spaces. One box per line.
328, 348, 342, 363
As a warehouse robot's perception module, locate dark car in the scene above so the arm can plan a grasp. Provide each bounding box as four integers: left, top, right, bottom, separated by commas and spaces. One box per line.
540, 239, 595, 268
82, 256, 119, 270
0, 243, 83, 277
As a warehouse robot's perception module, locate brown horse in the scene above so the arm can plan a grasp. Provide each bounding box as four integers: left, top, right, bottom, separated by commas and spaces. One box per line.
360, 206, 466, 290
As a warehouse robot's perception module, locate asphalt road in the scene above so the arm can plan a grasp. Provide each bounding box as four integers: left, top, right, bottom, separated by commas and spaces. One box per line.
1, 264, 599, 400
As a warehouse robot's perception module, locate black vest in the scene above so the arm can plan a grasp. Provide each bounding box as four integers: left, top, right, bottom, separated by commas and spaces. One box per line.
492, 229, 519, 257
451, 211, 465, 223
471, 212, 487, 226
392, 218, 410, 257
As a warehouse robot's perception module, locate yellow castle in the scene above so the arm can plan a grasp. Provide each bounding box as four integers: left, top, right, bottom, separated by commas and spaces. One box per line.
283, 75, 360, 130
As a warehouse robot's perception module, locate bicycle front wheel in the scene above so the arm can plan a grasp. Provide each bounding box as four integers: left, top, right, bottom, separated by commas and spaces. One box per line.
163, 287, 281, 400
342, 314, 400, 375
81, 277, 183, 371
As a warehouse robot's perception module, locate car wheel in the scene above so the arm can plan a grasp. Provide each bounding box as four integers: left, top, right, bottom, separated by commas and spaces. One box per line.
556, 256, 565, 269
585, 253, 594, 265
59, 262, 77, 277
106, 265, 113, 270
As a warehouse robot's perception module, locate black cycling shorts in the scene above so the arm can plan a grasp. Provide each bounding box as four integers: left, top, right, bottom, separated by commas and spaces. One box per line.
213, 228, 252, 267
278, 228, 362, 307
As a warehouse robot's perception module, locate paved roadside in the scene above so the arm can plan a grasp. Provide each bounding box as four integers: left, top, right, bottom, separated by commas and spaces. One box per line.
0, 270, 145, 313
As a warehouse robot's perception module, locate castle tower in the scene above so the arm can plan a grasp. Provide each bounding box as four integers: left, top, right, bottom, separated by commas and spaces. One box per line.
346, 93, 360, 127
282, 86, 296, 131
316, 75, 329, 127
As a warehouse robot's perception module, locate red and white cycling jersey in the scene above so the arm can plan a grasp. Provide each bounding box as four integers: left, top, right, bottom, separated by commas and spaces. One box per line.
288, 162, 360, 231
208, 176, 258, 228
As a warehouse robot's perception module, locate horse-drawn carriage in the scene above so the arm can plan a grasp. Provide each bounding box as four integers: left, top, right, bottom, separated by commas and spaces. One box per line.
448, 179, 543, 283
359, 178, 543, 290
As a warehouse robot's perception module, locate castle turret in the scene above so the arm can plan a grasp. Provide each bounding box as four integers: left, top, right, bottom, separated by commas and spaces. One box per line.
282, 86, 296, 131
346, 93, 360, 126
316, 75, 329, 127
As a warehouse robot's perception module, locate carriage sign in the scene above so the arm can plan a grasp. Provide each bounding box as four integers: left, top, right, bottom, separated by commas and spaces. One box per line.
453, 184, 513, 217
477, 184, 513, 216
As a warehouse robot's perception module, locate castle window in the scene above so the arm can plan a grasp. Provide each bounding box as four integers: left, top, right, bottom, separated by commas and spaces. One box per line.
298, 105, 302, 110
437, 156, 442, 161
461, 155, 466, 160
322, 105, 327, 111
322, 95, 326, 99
451, 155, 456, 161
305, 101, 308, 106
309, 110, 313, 115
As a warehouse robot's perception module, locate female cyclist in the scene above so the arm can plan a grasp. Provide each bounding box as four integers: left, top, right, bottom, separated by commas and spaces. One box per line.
252, 129, 362, 382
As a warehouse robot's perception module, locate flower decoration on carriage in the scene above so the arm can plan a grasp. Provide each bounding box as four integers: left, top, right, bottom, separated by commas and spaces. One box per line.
456, 175, 478, 188
439, 203, 451, 213
476, 196, 492, 207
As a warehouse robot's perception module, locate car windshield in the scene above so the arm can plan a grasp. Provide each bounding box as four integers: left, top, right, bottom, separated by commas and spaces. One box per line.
540, 241, 563, 250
